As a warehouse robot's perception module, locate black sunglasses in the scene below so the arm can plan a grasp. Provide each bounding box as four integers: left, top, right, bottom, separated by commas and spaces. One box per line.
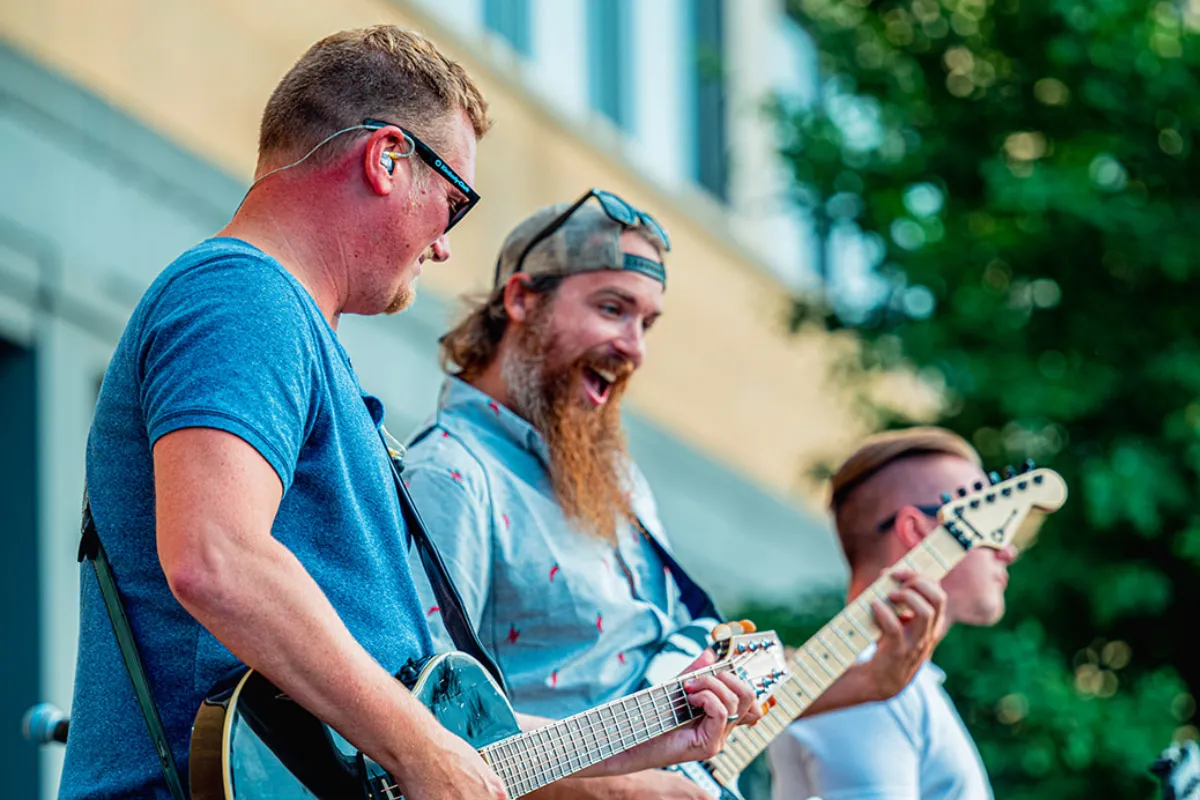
363, 118, 480, 233
876, 504, 942, 534
499, 188, 671, 285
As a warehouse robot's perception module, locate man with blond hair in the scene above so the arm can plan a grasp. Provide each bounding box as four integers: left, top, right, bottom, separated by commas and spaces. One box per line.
404, 193, 949, 798
768, 427, 1015, 800
61, 29, 747, 800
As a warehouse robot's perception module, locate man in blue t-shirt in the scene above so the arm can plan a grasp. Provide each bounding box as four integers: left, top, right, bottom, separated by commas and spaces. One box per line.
60, 26, 505, 800
62, 26, 756, 800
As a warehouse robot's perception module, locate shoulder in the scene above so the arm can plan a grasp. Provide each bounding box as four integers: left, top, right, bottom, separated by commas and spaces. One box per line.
404, 421, 491, 501
146, 239, 316, 328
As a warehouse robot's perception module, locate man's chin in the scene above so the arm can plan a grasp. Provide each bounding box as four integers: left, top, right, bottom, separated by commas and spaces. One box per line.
385, 285, 416, 315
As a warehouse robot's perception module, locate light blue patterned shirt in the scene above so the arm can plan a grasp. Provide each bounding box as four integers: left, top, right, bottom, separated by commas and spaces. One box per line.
403, 377, 695, 719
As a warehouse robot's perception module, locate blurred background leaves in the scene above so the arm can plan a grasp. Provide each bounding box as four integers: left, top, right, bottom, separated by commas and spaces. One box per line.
735, 0, 1200, 796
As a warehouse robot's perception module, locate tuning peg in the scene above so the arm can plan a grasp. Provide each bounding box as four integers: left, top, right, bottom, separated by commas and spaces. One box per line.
1003, 465, 1016, 478
711, 623, 733, 642
973, 480, 985, 492
1022, 458, 1036, 472
940, 492, 952, 504
988, 471, 1002, 485
738, 619, 758, 634
956, 486, 968, 497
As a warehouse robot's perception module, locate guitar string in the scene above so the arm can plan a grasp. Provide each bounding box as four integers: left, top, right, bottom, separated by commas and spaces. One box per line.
479, 661, 731, 770
709, 537, 956, 775
374, 694, 700, 797
404, 667, 723, 793
375, 650, 777, 796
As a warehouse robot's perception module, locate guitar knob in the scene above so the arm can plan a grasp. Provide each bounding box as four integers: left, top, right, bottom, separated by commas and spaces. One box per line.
940, 492, 952, 504
988, 471, 1002, 485
1023, 458, 1036, 472
1003, 465, 1016, 478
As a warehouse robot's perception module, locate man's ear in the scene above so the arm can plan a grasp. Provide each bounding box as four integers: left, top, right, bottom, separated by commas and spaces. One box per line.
502, 274, 536, 323
891, 506, 930, 550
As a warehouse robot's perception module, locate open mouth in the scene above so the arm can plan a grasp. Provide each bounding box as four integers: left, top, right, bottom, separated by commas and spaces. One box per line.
582, 367, 616, 407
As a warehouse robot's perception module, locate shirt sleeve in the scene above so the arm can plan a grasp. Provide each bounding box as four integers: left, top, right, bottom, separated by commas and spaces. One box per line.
137, 255, 316, 492
767, 702, 922, 800
403, 434, 494, 654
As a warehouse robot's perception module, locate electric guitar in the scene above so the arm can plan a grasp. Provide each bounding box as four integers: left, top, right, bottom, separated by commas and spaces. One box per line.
1154, 739, 1200, 800
672, 463, 1069, 799
188, 630, 788, 799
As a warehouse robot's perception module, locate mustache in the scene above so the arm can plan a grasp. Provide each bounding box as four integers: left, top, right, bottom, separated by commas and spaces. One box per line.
580, 352, 636, 383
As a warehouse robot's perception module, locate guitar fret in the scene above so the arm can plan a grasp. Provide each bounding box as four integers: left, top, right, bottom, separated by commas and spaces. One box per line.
793, 654, 828, 691
816, 632, 850, 667
805, 645, 839, 679
829, 619, 862, 657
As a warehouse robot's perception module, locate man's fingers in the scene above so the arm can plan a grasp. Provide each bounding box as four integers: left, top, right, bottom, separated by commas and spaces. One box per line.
896, 575, 945, 608
888, 588, 934, 632
714, 671, 760, 724
686, 675, 740, 721
871, 598, 902, 638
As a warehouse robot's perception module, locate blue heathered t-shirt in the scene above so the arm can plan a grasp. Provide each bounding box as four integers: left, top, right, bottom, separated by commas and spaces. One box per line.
60, 237, 434, 798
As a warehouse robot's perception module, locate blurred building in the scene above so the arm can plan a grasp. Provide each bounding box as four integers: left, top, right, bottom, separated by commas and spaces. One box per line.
0, 0, 871, 795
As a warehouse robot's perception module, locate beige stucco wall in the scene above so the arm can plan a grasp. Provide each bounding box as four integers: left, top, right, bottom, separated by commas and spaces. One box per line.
0, 0, 885, 501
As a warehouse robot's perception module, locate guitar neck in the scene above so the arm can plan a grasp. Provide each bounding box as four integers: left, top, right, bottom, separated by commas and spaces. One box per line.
704, 526, 967, 785
480, 663, 729, 797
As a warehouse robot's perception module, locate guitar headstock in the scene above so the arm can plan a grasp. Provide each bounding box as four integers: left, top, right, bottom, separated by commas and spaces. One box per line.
712, 631, 788, 700
937, 462, 1067, 552
1153, 740, 1200, 800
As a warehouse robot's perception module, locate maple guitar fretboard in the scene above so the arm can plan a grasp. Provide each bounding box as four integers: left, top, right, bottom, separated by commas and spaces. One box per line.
704, 525, 967, 786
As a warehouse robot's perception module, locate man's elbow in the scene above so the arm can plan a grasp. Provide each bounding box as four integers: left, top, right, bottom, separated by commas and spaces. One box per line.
160, 535, 238, 617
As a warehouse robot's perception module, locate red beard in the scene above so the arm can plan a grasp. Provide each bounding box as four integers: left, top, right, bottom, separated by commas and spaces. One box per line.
503, 311, 636, 542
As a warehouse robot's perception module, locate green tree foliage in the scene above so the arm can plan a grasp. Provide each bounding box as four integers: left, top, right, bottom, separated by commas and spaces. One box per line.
741, 0, 1200, 797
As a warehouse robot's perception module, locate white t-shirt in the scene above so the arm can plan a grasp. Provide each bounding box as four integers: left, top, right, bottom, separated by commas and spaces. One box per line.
767, 657, 992, 800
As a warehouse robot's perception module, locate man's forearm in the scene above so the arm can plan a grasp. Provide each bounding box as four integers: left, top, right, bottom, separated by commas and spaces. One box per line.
168, 529, 444, 781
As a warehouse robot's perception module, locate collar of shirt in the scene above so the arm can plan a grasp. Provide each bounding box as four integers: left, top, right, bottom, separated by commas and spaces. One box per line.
436, 376, 552, 468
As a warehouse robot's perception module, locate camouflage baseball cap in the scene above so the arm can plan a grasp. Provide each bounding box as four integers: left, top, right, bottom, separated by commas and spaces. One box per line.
492, 191, 669, 289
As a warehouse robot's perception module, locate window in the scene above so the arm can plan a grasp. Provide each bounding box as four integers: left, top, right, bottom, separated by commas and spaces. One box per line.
587, 0, 633, 131
690, 0, 728, 200
484, 0, 532, 56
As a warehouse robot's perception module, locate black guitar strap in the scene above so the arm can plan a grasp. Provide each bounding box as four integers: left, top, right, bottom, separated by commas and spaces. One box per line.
634, 516, 725, 688
77, 487, 187, 800
379, 428, 509, 696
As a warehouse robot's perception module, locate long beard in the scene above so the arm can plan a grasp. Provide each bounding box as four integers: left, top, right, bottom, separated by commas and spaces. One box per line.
502, 313, 636, 543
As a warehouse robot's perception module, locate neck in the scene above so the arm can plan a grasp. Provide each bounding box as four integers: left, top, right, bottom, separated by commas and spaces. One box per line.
467, 356, 519, 418
219, 178, 352, 329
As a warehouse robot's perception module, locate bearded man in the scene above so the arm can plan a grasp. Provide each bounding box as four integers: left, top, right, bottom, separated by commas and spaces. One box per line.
403, 190, 947, 798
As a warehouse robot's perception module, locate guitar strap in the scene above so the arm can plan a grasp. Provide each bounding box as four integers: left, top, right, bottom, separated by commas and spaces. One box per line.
379, 427, 509, 696
77, 486, 187, 800
634, 516, 725, 688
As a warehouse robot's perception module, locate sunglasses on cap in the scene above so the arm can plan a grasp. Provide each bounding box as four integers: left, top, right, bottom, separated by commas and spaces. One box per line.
363, 118, 480, 233
499, 188, 671, 285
